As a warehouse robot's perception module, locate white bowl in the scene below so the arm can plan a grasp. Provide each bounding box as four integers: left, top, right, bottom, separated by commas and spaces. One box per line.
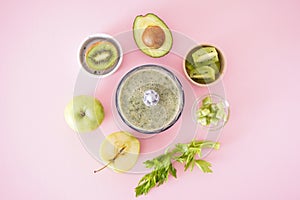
78, 33, 123, 78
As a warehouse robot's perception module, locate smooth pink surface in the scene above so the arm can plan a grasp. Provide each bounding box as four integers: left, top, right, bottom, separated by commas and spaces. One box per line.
1, 0, 300, 199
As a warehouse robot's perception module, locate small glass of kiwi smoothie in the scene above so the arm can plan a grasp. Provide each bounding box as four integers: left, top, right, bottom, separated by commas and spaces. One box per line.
78, 34, 123, 77
115, 64, 184, 134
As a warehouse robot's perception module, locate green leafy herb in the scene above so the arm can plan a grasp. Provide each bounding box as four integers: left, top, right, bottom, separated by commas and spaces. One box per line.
135, 140, 220, 197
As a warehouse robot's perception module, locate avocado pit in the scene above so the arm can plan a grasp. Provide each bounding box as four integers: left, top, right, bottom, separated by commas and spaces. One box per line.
142, 26, 165, 49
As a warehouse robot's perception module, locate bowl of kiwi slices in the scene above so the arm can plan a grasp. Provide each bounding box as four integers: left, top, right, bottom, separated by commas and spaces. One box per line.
78, 34, 123, 77
183, 44, 225, 86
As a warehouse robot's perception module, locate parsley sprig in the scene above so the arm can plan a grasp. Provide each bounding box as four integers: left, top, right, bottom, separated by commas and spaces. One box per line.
135, 140, 220, 197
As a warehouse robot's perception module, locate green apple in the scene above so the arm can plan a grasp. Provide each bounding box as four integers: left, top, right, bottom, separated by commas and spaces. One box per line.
95, 131, 140, 173
64, 95, 104, 133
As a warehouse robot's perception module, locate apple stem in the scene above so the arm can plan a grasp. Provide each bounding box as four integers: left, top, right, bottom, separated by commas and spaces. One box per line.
93, 146, 126, 174
93, 162, 110, 173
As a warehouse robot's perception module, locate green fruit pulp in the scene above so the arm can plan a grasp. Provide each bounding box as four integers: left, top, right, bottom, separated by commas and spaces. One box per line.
192, 47, 219, 64
189, 66, 215, 80
86, 42, 118, 70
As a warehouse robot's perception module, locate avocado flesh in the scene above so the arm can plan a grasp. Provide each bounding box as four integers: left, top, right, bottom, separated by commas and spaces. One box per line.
133, 13, 173, 58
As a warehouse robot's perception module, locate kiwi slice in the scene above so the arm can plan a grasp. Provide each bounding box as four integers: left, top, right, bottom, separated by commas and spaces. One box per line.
192, 47, 219, 65
185, 61, 194, 71
189, 66, 216, 80
207, 61, 221, 74
85, 41, 118, 70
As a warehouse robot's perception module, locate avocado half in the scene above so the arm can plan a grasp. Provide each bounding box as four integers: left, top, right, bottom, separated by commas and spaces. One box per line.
133, 13, 173, 58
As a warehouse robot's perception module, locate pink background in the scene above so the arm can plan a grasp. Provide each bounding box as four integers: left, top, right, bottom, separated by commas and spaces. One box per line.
1, 0, 300, 199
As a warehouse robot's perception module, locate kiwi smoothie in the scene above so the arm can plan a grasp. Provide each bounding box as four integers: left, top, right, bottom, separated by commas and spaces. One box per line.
116, 65, 184, 133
